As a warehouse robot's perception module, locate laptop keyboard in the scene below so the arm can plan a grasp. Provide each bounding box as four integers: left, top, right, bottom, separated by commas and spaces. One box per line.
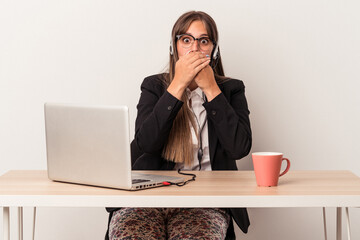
132, 179, 150, 184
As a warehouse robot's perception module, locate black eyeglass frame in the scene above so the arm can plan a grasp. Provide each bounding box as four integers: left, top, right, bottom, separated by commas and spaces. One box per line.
175, 34, 216, 50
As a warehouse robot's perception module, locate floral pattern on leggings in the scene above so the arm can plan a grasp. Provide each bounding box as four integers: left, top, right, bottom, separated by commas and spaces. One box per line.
109, 208, 230, 240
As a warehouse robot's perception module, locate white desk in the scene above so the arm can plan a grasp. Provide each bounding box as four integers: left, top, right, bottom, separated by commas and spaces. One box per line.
1, 170, 360, 239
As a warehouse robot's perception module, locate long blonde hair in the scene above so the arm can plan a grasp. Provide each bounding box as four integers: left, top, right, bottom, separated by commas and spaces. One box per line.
161, 11, 227, 166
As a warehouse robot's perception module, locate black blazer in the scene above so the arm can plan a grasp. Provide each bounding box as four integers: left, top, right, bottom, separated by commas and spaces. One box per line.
106, 74, 252, 240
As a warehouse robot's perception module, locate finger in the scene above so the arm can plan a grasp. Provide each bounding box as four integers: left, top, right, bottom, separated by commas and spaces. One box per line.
185, 50, 193, 55
187, 51, 207, 63
191, 56, 210, 69
194, 59, 211, 74
177, 51, 193, 62
179, 50, 197, 59
189, 55, 208, 67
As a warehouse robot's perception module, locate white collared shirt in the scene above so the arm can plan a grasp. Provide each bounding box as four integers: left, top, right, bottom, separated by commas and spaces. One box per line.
175, 87, 211, 171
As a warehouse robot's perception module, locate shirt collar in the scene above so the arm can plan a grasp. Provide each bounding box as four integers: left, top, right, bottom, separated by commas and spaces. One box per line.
186, 87, 203, 100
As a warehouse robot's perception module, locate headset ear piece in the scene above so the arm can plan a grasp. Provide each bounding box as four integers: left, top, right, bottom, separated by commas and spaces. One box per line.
212, 44, 219, 60
169, 41, 174, 55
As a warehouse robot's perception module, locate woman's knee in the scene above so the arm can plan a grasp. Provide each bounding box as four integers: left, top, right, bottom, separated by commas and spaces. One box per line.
109, 208, 166, 240
167, 208, 230, 240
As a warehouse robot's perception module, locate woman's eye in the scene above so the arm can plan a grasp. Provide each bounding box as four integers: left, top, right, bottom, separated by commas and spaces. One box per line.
183, 37, 191, 43
200, 38, 209, 45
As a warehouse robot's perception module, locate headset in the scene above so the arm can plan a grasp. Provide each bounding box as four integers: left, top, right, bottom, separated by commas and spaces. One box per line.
211, 41, 219, 60
169, 37, 219, 60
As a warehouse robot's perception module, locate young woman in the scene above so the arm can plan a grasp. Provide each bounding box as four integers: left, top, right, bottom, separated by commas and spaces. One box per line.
106, 11, 252, 240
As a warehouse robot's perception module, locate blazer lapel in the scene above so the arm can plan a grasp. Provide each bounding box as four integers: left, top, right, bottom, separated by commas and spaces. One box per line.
207, 82, 224, 167
207, 117, 218, 166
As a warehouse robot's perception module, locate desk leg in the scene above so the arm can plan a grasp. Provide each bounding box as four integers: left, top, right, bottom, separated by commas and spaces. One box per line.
3, 207, 10, 240
337, 207, 342, 240
18, 207, 23, 240
322, 207, 328, 240
33, 207, 37, 240
345, 207, 351, 240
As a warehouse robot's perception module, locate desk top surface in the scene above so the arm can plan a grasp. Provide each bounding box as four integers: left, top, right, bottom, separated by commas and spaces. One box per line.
1, 170, 360, 207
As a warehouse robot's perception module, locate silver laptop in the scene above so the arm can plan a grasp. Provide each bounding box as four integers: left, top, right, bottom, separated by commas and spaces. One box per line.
44, 103, 184, 190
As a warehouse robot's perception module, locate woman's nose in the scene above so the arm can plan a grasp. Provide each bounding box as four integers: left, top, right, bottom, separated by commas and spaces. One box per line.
191, 40, 200, 51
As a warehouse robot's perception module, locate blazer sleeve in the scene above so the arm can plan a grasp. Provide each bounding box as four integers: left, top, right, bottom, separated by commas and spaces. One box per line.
203, 79, 252, 159
134, 76, 183, 154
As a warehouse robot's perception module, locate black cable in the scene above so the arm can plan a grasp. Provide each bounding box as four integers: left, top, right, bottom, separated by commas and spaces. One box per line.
165, 169, 196, 187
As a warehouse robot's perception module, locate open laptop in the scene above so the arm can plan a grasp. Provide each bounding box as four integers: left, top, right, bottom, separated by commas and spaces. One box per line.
44, 103, 184, 190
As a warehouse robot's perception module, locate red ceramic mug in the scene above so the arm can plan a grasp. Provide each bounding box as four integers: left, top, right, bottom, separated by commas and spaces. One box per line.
252, 152, 290, 187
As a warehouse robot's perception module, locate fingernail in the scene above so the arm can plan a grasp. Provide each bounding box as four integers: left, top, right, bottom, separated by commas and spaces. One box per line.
206, 55, 210, 58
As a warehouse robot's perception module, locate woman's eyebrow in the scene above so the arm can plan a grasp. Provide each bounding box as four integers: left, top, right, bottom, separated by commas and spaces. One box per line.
185, 32, 209, 37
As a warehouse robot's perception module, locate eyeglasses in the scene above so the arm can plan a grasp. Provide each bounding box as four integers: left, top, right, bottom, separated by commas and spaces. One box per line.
176, 34, 214, 51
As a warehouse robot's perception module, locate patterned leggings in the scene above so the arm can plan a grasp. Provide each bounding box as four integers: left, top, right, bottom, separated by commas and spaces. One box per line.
109, 208, 230, 240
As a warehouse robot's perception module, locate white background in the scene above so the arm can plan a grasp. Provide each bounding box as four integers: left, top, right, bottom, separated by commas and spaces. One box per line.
1, 0, 360, 239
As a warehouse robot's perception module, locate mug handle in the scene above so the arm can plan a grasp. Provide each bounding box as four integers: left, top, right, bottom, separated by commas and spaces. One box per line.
279, 158, 290, 177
